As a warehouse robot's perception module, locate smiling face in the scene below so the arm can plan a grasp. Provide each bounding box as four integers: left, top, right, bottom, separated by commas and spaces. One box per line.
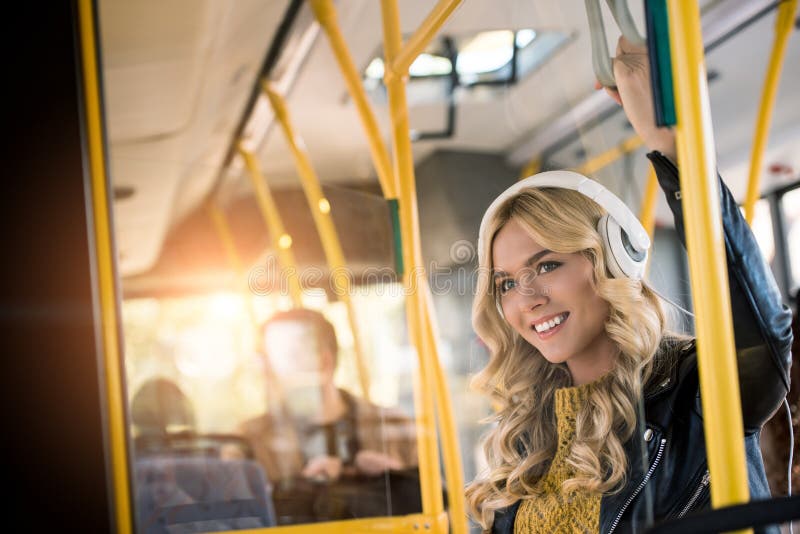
491, 218, 617, 384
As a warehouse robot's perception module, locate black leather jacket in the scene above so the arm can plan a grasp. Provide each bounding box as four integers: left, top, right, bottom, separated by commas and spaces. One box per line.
491, 152, 794, 534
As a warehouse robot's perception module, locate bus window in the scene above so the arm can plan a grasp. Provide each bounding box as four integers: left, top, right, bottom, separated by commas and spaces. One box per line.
742, 199, 776, 264
122, 285, 426, 529
115, 183, 431, 529
781, 187, 800, 293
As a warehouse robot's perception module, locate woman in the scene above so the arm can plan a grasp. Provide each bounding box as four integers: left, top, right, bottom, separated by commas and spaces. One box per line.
465, 37, 793, 533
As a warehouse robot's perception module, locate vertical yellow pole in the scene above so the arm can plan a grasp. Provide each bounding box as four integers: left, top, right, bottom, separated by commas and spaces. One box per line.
76, 0, 132, 531
744, 0, 798, 224
639, 166, 659, 277
380, 0, 446, 530
667, 1, 751, 526
423, 286, 468, 533
263, 84, 373, 403
639, 166, 659, 240
239, 145, 304, 308
312, 1, 467, 529
308, 0, 396, 200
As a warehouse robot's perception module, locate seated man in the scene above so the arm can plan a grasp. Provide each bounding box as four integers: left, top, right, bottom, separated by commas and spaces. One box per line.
237, 308, 420, 524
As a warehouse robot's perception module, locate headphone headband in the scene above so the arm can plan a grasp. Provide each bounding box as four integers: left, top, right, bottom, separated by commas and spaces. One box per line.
477, 170, 651, 266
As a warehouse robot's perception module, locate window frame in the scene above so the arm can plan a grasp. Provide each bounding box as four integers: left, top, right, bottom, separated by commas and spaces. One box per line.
758, 179, 800, 305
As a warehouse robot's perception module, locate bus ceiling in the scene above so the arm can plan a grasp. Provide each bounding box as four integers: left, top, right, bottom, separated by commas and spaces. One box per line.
98, 0, 800, 290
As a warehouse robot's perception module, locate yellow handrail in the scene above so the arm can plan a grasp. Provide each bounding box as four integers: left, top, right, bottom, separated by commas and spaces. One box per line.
383, 0, 464, 86
238, 145, 304, 308
308, 0, 396, 200
381, 0, 447, 529
223, 511, 449, 534
667, 2, 751, 528
263, 83, 373, 403
575, 134, 644, 175
744, 0, 798, 224
76, 0, 133, 531
519, 156, 541, 180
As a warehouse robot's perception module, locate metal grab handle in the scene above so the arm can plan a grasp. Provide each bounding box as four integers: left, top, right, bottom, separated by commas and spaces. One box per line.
607, 0, 646, 46
586, 0, 616, 87
585, 0, 646, 87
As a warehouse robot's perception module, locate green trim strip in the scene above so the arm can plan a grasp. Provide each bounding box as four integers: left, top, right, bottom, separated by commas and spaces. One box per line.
388, 198, 404, 276
646, 0, 676, 126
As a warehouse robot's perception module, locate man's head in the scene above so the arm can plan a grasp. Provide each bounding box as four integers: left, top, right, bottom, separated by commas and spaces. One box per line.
261, 308, 339, 384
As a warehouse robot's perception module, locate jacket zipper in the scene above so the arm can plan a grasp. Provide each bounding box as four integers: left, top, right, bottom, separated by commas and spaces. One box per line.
607, 438, 667, 534
677, 470, 710, 518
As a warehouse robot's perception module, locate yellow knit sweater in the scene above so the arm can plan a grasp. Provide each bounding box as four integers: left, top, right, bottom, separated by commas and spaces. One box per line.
514, 382, 601, 533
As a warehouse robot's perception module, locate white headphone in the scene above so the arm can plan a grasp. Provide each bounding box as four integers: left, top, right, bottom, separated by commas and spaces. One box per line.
477, 170, 651, 280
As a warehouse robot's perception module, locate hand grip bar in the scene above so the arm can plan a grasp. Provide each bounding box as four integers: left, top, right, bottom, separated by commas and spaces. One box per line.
585, 0, 646, 88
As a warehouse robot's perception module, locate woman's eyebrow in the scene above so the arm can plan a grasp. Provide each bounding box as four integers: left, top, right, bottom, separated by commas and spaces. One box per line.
525, 249, 553, 267
493, 249, 553, 280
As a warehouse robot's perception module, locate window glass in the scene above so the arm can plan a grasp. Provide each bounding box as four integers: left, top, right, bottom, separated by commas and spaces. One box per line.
740, 199, 775, 263
364, 53, 452, 81
515, 30, 572, 81
99, 0, 427, 525
363, 28, 572, 88
455, 30, 515, 79
781, 187, 800, 293
122, 285, 425, 529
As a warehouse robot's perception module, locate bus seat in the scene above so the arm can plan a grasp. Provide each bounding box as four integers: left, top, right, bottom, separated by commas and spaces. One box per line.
134, 456, 276, 533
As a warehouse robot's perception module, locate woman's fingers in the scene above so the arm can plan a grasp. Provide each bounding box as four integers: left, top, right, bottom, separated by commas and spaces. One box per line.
617, 34, 647, 56
596, 79, 623, 105
605, 85, 623, 106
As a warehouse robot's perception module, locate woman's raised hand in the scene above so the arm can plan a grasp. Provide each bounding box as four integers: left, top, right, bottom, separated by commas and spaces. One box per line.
596, 35, 677, 161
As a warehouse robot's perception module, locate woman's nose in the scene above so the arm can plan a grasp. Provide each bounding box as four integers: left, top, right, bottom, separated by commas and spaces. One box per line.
516, 279, 548, 310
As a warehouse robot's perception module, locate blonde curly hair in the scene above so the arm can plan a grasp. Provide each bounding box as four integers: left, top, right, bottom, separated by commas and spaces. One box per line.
466, 186, 680, 531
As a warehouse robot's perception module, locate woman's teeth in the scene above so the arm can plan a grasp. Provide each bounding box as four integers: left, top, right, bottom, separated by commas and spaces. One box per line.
534, 313, 568, 333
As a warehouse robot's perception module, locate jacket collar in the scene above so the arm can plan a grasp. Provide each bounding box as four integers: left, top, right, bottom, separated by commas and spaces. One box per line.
643, 338, 696, 402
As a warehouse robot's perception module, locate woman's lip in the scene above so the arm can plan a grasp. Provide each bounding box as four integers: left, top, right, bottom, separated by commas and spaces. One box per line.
532, 312, 569, 340
531, 312, 569, 329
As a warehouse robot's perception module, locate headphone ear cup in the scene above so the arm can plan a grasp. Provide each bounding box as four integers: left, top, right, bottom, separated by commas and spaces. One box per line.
597, 215, 647, 280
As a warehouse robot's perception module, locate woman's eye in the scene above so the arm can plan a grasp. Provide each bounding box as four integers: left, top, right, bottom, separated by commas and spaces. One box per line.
537, 261, 562, 275
496, 279, 516, 295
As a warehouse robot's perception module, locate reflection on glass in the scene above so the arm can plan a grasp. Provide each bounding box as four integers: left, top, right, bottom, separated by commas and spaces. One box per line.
237, 308, 422, 525
129, 375, 275, 532
100, 1, 495, 530
122, 288, 426, 530
134, 455, 277, 532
